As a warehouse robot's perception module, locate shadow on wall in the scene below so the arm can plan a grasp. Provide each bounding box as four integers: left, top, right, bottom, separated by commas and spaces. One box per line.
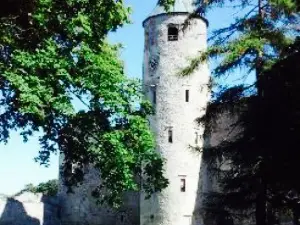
0, 193, 61, 225
0, 198, 40, 225
191, 136, 212, 225
191, 111, 240, 225
42, 195, 61, 225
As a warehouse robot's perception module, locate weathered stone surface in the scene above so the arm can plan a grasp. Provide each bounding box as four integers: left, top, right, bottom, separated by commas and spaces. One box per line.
0, 192, 60, 225
58, 165, 139, 225
141, 10, 209, 225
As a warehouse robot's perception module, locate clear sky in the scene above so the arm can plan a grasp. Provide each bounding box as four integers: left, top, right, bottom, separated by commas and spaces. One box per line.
0, 0, 253, 195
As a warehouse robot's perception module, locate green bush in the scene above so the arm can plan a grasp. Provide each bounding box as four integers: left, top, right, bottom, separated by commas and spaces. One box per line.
15, 179, 58, 196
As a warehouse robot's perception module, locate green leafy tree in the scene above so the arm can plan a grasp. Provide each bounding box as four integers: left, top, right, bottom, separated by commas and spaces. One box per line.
0, 0, 168, 207
15, 179, 58, 196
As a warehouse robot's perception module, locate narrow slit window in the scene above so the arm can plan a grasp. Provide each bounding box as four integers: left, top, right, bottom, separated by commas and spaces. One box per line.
180, 178, 186, 192
195, 132, 198, 144
153, 90, 156, 104
185, 90, 189, 102
168, 26, 178, 41
168, 129, 173, 143
71, 163, 75, 174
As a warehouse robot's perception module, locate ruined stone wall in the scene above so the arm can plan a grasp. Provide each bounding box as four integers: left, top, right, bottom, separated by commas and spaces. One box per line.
203, 109, 249, 225
205, 109, 240, 192
58, 161, 140, 225
0, 192, 60, 225
209, 111, 240, 148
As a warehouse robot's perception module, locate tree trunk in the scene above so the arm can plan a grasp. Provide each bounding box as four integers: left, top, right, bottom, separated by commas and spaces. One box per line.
293, 208, 299, 225
266, 204, 279, 225
256, 0, 265, 98
256, 187, 267, 225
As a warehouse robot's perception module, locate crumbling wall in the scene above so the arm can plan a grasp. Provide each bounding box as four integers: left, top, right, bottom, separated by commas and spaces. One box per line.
0, 192, 60, 225
58, 165, 140, 225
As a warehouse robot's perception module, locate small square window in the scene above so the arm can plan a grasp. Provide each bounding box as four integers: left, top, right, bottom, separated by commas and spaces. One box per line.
168, 26, 179, 41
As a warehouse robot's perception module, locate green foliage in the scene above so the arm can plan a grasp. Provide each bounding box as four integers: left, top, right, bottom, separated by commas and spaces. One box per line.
0, 0, 168, 207
15, 179, 58, 196
201, 39, 300, 225
158, 0, 176, 11
181, 0, 299, 78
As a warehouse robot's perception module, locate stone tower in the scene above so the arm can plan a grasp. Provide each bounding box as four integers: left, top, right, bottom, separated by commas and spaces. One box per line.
141, 1, 210, 225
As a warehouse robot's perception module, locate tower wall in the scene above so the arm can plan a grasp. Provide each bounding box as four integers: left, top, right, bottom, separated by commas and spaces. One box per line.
141, 13, 209, 225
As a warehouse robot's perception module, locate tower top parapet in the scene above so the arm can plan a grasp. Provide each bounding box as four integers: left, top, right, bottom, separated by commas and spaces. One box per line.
143, 0, 208, 27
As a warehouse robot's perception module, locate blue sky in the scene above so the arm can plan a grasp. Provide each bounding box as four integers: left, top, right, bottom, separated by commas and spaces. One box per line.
0, 0, 253, 195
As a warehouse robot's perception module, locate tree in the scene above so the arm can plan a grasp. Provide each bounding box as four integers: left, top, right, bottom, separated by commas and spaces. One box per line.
0, 0, 168, 207
15, 179, 58, 196
200, 39, 300, 225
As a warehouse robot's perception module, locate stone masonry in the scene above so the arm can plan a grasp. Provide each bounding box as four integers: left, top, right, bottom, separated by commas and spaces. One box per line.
0, 192, 60, 225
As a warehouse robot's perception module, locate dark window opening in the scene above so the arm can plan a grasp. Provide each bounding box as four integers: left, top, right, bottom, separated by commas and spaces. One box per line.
180, 178, 186, 192
185, 90, 189, 102
153, 90, 156, 104
120, 215, 124, 222
149, 58, 158, 72
168, 129, 173, 143
168, 26, 178, 41
150, 215, 154, 221
195, 132, 198, 144
57, 208, 61, 219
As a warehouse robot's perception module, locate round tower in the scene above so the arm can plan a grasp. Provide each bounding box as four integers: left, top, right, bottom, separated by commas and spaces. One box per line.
141, 1, 210, 225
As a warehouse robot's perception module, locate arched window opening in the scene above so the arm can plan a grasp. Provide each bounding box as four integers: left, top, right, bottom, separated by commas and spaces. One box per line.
168, 26, 178, 41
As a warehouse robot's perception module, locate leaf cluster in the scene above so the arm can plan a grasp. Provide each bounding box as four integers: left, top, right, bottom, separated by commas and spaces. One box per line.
0, 0, 168, 207
181, 0, 299, 78
15, 179, 58, 196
